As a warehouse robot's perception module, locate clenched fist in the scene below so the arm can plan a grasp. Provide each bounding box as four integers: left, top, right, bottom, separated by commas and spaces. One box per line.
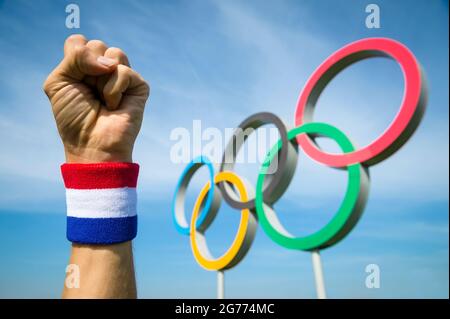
43, 34, 149, 163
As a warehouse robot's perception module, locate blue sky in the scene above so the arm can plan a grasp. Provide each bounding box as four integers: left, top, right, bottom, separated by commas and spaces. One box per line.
0, 0, 448, 298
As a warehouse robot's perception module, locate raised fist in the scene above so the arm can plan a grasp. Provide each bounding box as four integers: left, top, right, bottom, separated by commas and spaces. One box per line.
43, 34, 149, 163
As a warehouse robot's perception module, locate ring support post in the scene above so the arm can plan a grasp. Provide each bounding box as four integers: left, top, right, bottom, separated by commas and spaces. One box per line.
312, 250, 327, 299
217, 271, 225, 299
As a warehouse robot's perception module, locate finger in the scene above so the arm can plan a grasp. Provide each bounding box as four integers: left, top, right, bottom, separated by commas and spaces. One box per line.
61, 46, 118, 80
104, 47, 130, 67
95, 47, 131, 97
103, 64, 149, 110
57, 36, 118, 80
86, 39, 108, 56
64, 34, 87, 56
84, 40, 109, 87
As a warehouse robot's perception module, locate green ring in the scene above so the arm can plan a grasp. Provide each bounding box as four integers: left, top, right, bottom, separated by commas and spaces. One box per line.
255, 122, 369, 251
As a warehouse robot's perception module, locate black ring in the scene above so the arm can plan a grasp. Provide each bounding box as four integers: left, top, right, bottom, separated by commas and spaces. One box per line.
218, 112, 298, 210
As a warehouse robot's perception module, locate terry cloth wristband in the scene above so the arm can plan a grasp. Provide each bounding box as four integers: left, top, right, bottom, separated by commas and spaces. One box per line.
61, 163, 139, 245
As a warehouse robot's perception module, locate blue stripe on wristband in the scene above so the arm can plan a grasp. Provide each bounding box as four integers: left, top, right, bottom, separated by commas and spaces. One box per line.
67, 215, 138, 245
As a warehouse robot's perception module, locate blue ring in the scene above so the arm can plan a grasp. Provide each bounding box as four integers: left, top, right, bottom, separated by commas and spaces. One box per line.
172, 156, 216, 235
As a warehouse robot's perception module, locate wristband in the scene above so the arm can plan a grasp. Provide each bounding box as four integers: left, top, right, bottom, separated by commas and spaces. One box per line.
61, 162, 139, 245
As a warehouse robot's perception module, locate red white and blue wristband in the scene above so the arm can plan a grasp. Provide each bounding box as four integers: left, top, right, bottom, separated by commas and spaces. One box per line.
61, 163, 139, 245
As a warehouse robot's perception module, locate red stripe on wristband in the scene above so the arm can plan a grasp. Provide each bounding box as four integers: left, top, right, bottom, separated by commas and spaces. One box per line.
61, 162, 139, 189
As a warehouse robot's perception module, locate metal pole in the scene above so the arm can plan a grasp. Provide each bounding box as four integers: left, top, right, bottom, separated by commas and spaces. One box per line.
217, 271, 225, 299
311, 250, 327, 299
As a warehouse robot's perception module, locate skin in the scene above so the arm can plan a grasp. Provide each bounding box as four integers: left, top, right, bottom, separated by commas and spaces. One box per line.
43, 34, 150, 298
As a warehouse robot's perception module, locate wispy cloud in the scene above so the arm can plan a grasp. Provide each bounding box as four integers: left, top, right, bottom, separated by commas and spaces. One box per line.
0, 0, 447, 298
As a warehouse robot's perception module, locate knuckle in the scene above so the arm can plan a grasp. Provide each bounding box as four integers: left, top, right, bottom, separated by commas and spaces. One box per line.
42, 73, 57, 97
142, 80, 150, 96
65, 46, 89, 74
106, 47, 125, 57
65, 34, 86, 45
71, 45, 88, 59
42, 77, 51, 96
87, 39, 107, 50
105, 47, 130, 65
118, 64, 133, 76
136, 76, 150, 99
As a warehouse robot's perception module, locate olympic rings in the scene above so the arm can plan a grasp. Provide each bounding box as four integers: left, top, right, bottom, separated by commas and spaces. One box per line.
294, 38, 428, 167
172, 156, 220, 235
219, 112, 298, 210
190, 172, 257, 271
172, 37, 427, 271
255, 122, 369, 251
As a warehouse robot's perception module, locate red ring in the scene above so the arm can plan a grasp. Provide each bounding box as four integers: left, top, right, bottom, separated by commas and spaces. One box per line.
294, 38, 426, 167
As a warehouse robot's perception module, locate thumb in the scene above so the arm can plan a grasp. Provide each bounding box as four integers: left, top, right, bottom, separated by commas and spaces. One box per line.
58, 46, 118, 80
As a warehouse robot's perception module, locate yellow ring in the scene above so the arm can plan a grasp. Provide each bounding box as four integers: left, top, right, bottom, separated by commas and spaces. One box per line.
190, 171, 251, 271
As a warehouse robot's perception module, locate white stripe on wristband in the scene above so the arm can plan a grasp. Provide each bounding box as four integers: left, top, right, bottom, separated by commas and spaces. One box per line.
66, 188, 137, 218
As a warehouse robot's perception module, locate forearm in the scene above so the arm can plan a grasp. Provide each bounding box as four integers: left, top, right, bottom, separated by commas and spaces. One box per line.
63, 242, 136, 298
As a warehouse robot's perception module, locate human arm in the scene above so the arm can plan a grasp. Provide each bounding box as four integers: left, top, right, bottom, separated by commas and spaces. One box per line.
43, 34, 149, 299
